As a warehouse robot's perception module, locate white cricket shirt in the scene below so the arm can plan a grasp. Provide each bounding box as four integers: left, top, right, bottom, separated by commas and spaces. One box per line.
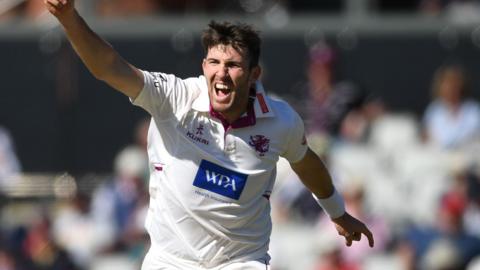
132, 70, 307, 268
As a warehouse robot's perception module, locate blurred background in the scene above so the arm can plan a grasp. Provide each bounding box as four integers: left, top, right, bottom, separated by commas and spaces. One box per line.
2, 0, 480, 269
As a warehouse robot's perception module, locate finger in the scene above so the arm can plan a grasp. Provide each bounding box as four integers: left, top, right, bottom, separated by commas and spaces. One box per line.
352, 232, 361, 241
362, 228, 375, 247
335, 224, 345, 235
345, 236, 352, 247
45, 0, 56, 7
48, 0, 63, 7
44, 1, 58, 13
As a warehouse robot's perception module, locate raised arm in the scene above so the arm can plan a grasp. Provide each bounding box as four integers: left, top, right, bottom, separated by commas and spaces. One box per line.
290, 147, 375, 247
44, 0, 143, 99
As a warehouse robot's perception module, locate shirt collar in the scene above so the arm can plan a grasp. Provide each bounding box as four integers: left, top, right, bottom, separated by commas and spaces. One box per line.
210, 98, 256, 130
192, 76, 275, 119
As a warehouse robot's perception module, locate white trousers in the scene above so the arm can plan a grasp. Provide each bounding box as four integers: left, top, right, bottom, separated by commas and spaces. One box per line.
141, 248, 270, 270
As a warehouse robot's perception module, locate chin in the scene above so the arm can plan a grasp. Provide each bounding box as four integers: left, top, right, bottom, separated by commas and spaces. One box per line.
212, 104, 230, 113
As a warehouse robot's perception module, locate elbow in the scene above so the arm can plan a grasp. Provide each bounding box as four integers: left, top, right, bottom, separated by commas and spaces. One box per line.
91, 69, 108, 81
90, 65, 113, 82
89, 50, 118, 81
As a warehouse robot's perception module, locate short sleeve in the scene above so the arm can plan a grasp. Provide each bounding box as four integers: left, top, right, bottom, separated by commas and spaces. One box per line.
282, 110, 308, 163
131, 70, 201, 121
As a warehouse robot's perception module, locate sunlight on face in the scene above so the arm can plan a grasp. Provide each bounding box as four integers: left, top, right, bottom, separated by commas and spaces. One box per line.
202, 44, 260, 123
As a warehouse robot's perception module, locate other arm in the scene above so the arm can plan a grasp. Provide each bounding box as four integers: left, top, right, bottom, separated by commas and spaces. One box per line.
44, 0, 143, 99
290, 148, 375, 247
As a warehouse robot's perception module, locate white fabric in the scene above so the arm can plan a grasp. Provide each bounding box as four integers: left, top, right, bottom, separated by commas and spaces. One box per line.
312, 189, 345, 219
132, 70, 307, 268
142, 246, 269, 270
424, 99, 480, 149
0, 126, 21, 185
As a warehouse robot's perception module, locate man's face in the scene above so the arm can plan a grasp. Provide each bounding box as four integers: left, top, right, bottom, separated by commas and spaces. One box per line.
202, 44, 260, 122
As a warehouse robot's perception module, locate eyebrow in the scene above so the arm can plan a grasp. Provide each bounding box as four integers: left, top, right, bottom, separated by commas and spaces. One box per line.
205, 57, 244, 66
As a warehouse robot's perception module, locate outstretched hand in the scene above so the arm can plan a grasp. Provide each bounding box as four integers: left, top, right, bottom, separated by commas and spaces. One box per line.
44, 0, 75, 18
332, 212, 374, 247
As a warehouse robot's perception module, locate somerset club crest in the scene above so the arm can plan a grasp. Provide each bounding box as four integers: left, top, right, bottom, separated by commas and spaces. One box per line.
249, 135, 270, 156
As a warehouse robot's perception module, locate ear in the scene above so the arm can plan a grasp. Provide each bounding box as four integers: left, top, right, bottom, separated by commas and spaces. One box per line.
250, 66, 262, 83
202, 58, 207, 71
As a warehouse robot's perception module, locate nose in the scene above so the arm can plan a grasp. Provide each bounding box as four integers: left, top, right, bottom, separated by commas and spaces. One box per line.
216, 64, 229, 79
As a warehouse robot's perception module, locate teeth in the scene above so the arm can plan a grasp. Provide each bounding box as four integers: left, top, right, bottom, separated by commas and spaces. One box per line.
215, 83, 229, 90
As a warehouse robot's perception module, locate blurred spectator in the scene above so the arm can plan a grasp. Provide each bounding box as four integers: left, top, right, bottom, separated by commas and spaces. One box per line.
445, 0, 480, 25
0, 247, 15, 270
0, 0, 363, 19
92, 147, 148, 233
95, 0, 347, 16
313, 248, 359, 270
0, 126, 21, 187
399, 181, 480, 270
464, 170, 480, 238
0, 209, 78, 270
96, 0, 160, 17
420, 0, 480, 23
423, 64, 480, 149
275, 42, 375, 223
23, 214, 79, 270
52, 192, 115, 268
338, 99, 385, 144
0, 226, 31, 270
90, 118, 149, 259
369, 0, 480, 22
0, 0, 46, 21
301, 42, 368, 139
420, 0, 450, 14
95, 0, 236, 17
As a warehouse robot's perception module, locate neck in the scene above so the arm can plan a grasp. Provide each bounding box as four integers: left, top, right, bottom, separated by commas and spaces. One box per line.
210, 98, 255, 129
219, 88, 256, 123
221, 113, 241, 124
219, 104, 248, 124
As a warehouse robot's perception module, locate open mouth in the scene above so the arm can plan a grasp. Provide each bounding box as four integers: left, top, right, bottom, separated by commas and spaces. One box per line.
214, 82, 232, 99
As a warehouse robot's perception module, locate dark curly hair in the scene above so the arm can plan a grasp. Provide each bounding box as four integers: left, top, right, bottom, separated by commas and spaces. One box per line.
201, 21, 261, 69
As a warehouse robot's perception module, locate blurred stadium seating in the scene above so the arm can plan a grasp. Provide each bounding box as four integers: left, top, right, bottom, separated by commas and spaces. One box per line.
2, 0, 480, 269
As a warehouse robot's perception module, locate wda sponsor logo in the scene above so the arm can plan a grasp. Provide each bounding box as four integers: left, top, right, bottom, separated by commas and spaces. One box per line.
193, 160, 248, 200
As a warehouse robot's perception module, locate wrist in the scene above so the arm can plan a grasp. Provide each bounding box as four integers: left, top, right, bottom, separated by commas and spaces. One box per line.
312, 188, 346, 219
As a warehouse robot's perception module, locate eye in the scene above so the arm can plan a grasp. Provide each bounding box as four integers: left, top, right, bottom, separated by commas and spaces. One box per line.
207, 59, 219, 65
227, 62, 242, 69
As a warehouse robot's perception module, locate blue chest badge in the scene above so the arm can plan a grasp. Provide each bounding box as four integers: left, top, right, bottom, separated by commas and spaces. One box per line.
193, 160, 248, 200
